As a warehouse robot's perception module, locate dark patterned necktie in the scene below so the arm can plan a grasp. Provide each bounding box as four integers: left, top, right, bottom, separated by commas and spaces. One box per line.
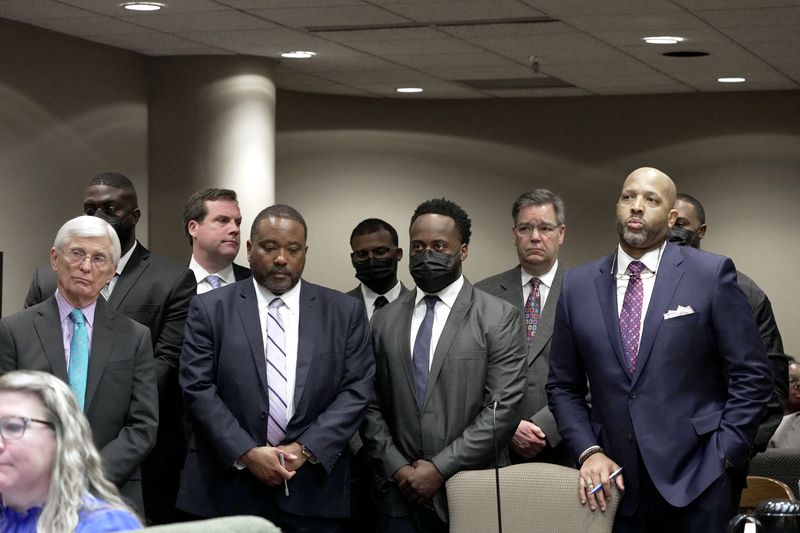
620, 261, 645, 372
412, 296, 439, 409
374, 296, 389, 310
524, 278, 541, 346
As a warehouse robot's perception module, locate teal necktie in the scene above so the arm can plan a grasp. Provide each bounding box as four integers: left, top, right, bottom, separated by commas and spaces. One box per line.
68, 309, 89, 410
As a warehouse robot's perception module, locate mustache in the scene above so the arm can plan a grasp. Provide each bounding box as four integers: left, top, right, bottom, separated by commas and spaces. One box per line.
267, 267, 289, 276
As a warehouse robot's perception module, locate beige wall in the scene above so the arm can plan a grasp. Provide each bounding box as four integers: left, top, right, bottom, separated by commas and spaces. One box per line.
275, 90, 800, 354
0, 19, 147, 316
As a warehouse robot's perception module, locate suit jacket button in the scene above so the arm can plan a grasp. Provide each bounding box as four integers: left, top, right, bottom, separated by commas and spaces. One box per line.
627, 433, 633, 441
629, 392, 637, 399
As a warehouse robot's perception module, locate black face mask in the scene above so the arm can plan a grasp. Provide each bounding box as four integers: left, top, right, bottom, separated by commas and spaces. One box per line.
409, 250, 461, 294
353, 257, 398, 293
93, 210, 133, 246
669, 227, 700, 248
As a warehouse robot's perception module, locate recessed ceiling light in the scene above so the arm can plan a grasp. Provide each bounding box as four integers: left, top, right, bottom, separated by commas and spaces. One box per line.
121, 2, 164, 11
396, 87, 423, 93
718, 77, 746, 83
643, 36, 685, 45
280, 51, 316, 59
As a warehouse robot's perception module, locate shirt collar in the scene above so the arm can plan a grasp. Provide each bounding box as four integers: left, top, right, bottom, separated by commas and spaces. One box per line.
116, 241, 137, 276
360, 280, 402, 306
414, 275, 463, 310
189, 255, 236, 285
616, 241, 666, 275
253, 277, 302, 314
55, 289, 98, 326
520, 260, 559, 289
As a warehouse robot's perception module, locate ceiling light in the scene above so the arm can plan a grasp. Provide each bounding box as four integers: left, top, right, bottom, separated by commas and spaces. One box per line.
718, 77, 746, 83
643, 36, 685, 45
396, 87, 423, 93
121, 2, 164, 11
280, 51, 316, 59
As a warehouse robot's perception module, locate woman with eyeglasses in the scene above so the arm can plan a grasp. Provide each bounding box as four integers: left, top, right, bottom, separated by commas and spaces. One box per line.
0, 370, 140, 532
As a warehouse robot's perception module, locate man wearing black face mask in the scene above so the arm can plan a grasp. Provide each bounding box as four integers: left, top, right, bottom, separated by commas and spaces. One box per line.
361, 198, 527, 532
347, 218, 411, 320
24, 172, 196, 524
671, 192, 787, 454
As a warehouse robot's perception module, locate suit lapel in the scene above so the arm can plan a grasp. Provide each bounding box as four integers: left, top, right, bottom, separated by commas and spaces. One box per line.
392, 290, 417, 408
32, 298, 69, 380
593, 254, 629, 375
528, 264, 563, 364
236, 281, 268, 393
631, 244, 684, 385
424, 281, 472, 408
294, 283, 318, 410
85, 299, 116, 409
107, 244, 149, 310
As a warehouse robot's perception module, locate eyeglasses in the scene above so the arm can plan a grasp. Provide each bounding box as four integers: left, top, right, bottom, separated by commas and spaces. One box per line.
514, 224, 561, 237
790, 376, 800, 391
0, 416, 55, 440
351, 247, 395, 262
64, 247, 111, 268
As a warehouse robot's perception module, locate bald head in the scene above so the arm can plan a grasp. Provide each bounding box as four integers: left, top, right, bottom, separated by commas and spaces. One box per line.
616, 167, 679, 258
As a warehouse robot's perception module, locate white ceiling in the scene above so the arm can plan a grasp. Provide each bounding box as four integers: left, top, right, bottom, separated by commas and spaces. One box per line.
2, 0, 799, 98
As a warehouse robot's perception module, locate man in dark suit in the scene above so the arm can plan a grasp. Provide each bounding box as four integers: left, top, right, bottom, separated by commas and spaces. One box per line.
177, 204, 375, 533
24, 172, 196, 524
183, 187, 251, 292
361, 198, 528, 532
546, 167, 773, 532
670, 192, 788, 453
476, 189, 570, 465
1, 215, 158, 512
347, 218, 410, 318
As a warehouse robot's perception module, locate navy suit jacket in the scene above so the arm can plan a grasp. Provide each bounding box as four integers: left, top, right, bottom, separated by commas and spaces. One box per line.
546, 243, 772, 516
177, 278, 375, 519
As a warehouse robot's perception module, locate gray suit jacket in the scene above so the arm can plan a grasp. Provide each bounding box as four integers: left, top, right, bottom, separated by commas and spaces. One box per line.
0, 296, 158, 509
475, 264, 570, 463
361, 278, 527, 521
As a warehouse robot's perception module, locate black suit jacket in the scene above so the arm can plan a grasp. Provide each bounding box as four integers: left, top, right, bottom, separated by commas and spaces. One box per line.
0, 296, 158, 508
232, 262, 251, 281
177, 279, 375, 519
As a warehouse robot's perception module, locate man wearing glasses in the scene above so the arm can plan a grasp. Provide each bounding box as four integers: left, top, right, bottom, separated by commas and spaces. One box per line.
347, 218, 411, 320
0, 215, 158, 514
477, 189, 570, 466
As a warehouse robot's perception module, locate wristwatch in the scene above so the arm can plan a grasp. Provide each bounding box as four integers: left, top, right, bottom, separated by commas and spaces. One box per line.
300, 443, 319, 464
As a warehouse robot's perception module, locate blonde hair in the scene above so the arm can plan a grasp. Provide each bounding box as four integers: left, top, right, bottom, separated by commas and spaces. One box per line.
0, 370, 139, 532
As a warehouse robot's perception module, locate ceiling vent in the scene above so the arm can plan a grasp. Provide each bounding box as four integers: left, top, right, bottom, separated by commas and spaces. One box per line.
306, 16, 558, 33
457, 77, 574, 90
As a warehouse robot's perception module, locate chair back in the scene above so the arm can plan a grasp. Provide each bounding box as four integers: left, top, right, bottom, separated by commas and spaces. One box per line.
138, 515, 281, 533
749, 449, 800, 498
740, 476, 796, 511
446, 462, 619, 533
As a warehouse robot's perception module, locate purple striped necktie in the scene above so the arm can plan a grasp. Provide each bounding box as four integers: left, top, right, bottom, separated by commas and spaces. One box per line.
266, 298, 288, 446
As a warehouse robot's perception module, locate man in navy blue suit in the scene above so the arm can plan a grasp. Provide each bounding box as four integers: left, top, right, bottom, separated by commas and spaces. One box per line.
177, 204, 375, 533
546, 167, 772, 532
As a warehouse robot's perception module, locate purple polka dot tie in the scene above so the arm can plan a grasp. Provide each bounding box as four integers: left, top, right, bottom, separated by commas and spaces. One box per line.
524, 278, 541, 347
620, 261, 645, 373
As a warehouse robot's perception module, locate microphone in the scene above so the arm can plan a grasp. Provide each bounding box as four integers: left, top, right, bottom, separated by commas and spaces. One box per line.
490, 394, 503, 533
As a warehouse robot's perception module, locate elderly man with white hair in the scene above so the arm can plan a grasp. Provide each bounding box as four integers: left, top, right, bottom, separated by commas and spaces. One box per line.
0, 215, 158, 514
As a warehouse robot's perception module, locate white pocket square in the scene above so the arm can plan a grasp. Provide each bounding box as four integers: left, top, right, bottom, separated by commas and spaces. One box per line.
664, 305, 695, 320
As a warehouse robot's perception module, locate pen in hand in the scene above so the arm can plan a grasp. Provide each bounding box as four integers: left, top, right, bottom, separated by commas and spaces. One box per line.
589, 466, 623, 495
279, 452, 290, 496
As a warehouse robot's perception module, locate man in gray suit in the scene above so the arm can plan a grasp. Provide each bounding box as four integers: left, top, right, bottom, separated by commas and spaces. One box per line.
0, 215, 158, 512
346, 218, 410, 319
361, 198, 527, 532
476, 189, 571, 465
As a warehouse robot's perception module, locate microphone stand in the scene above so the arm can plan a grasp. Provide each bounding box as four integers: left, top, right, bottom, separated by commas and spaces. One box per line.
492, 399, 503, 533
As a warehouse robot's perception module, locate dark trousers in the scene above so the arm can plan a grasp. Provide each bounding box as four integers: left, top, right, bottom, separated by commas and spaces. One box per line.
613, 456, 739, 533
375, 507, 448, 533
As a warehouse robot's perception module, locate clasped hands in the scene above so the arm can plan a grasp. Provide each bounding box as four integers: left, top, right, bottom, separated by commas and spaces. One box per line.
239, 441, 308, 486
393, 460, 445, 507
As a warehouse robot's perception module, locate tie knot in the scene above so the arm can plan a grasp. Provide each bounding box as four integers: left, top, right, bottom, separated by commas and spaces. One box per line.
269, 298, 283, 311
206, 274, 223, 289
423, 295, 439, 310
374, 296, 389, 309
531, 277, 541, 290
627, 261, 645, 276
69, 309, 86, 325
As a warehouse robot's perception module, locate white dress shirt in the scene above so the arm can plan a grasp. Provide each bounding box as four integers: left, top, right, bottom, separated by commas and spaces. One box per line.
409, 275, 464, 371
359, 281, 403, 320
615, 242, 666, 344
253, 278, 301, 420
520, 259, 559, 312
190, 255, 237, 294
104, 240, 137, 298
